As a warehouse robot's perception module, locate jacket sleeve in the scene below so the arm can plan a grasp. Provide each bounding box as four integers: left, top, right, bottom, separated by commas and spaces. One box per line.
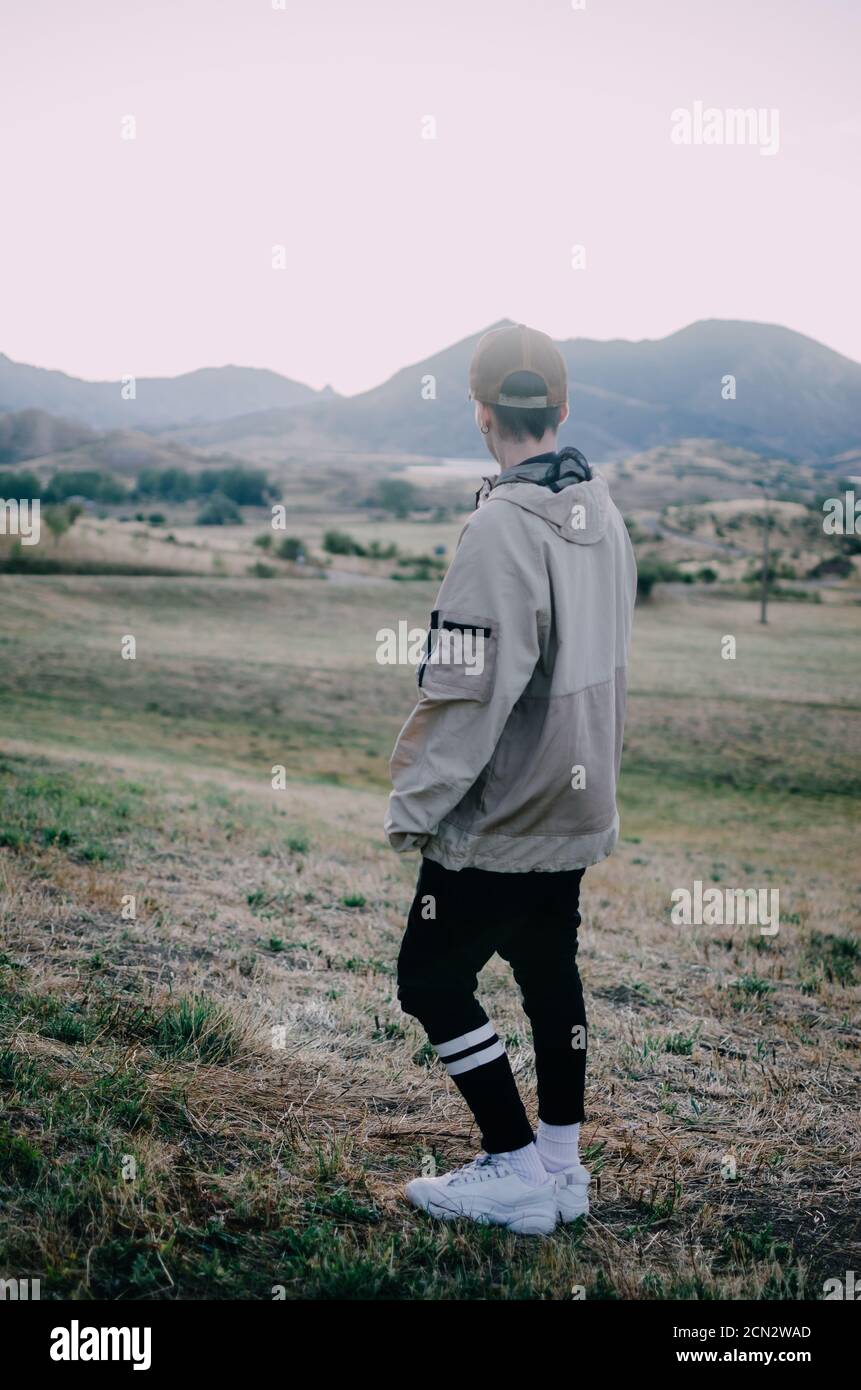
384, 500, 547, 852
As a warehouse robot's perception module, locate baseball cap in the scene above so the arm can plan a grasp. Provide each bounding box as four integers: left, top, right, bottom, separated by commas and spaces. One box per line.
468, 323, 568, 408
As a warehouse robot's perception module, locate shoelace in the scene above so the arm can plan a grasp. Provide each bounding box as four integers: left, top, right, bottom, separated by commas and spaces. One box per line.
445, 1154, 509, 1186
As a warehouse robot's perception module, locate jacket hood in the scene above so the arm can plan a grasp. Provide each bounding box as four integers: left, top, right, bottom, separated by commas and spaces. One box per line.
485, 459, 611, 545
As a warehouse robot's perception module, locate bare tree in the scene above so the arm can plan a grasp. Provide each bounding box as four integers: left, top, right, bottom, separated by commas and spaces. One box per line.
756, 482, 771, 624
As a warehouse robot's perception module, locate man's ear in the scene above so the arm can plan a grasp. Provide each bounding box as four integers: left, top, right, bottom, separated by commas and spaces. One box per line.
559, 403, 570, 426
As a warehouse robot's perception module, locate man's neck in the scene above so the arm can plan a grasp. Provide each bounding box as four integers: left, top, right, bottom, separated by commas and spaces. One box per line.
493, 432, 559, 473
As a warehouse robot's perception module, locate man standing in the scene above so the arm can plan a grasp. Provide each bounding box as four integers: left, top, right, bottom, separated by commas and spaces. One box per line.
385, 324, 636, 1235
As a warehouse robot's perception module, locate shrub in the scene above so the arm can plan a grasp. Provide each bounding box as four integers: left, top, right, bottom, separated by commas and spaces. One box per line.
391, 566, 434, 582
636, 567, 658, 598
278, 536, 306, 561
636, 559, 692, 599
393, 553, 446, 583
366, 540, 398, 559
197, 492, 242, 526
396, 553, 444, 569
807, 554, 853, 580
323, 530, 365, 556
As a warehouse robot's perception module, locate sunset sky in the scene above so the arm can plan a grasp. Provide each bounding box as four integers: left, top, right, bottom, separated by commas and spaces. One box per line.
2, 0, 860, 392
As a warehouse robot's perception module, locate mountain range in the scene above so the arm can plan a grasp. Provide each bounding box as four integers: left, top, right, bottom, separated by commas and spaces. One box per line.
0, 357, 319, 431
2, 319, 859, 464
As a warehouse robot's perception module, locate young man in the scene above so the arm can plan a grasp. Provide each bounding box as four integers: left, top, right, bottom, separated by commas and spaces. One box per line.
385, 324, 636, 1235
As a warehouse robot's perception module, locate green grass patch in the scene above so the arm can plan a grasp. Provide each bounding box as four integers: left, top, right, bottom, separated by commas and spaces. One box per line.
155, 994, 241, 1064
805, 931, 859, 986
0, 753, 148, 864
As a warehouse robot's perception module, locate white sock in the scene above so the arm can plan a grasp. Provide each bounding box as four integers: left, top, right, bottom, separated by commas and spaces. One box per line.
535, 1120, 580, 1172
497, 1142, 548, 1186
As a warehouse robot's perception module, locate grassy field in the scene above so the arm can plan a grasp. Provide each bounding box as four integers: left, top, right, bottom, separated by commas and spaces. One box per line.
0, 569, 859, 1300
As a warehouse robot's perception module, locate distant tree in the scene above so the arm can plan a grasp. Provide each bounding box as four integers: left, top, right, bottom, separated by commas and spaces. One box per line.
0, 469, 40, 498
135, 467, 196, 503
373, 478, 418, 517
45, 471, 127, 504
197, 492, 243, 526
134, 465, 272, 506
44, 502, 83, 544
753, 489, 772, 624
198, 467, 271, 506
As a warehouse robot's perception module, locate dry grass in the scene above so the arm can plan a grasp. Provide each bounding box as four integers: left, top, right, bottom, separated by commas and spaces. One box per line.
0, 574, 859, 1300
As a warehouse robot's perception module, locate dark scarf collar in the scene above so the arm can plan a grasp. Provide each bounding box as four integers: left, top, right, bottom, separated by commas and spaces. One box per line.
475, 446, 592, 509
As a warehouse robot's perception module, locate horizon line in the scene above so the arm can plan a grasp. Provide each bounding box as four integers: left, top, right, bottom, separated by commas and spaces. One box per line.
3, 315, 860, 403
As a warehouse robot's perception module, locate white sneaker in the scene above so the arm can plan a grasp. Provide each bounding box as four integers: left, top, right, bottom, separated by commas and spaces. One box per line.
405, 1153, 558, 1235
551, 1162, 591, 1223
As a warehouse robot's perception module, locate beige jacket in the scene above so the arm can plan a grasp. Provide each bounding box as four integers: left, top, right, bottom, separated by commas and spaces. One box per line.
385, 464, 636, 872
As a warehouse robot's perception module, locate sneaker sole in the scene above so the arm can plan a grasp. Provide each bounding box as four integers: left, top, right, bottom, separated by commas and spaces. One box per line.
426, 1201, 557, 1236
408, 1188, 557, 1236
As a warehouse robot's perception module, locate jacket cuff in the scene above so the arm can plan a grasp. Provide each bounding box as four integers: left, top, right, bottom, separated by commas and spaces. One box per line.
386, 829, 430, 853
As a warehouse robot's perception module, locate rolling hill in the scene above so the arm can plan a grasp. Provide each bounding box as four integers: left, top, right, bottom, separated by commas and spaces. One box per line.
3, 320, 860, 463
165, 319, 861, 464
0, 408, 251, 479
0, 357, 321, 430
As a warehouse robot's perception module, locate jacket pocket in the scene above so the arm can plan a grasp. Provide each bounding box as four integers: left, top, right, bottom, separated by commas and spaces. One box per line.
417, 610, 497, 703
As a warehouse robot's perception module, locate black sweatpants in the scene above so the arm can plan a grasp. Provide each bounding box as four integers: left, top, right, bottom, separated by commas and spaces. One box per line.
397, 857, 587, 1154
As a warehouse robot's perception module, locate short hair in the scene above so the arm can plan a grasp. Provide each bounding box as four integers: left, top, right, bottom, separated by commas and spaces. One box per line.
488, 370, 563, 442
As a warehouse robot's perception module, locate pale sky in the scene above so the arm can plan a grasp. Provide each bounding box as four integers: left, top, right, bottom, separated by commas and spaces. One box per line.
1, 0, 860, 393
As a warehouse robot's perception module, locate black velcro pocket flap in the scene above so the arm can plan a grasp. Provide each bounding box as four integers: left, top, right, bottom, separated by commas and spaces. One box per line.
417, 611, 497, 702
